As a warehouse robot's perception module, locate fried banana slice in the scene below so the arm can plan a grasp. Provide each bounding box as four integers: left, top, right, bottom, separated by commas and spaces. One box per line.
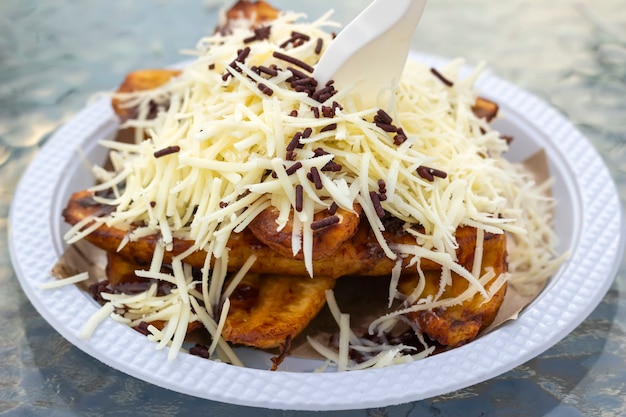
64, 190, 482, 278
111, 69, 181, 122
111, 2, 278, 121
471, 97, 499, 122
101, 252, 203, 333
398, 231, 508, 347
247, 205, 362, 260
223, 273, 335, 349
102, 250, 334, 349
105, 251, 145, 286
217, 0, 280, 33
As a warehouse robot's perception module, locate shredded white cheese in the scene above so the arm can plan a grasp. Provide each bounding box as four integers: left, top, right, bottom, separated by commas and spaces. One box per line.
39, 272, 89, 290
79, 302, 115, 340
64, 7, 565, 368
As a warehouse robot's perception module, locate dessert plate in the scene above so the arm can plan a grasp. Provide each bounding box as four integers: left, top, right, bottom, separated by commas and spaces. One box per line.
9, 52, 624, 410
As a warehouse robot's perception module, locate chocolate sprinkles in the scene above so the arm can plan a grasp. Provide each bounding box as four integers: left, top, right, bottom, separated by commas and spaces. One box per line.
393, 128, 408, 145
277, 58, 336, 103
311, 215, 340, 230
312, 84, 336, 103
189, 343, 211, 359
369, 191, 386, 218
430, 68, 454, 87
321, 105, 335, 118
417, 165, 448, 181
223, 46, 252, 81
243, 26, 272, 44
320, 123, 337, 132
236, 47, 252, 63
374, 109, 408, 143
378, 179, 387, 193
257, 65, 279, 77
280, 31, 311, 49
314, 147, 330, 157
315, 38, 324, 54
153, 145, 181, 158
295, 184, 304, 212
286, 150, 297, 161
286, 132, 303, 152
378, 180, 388, 201
292, 77, 318, 87
283, 64, 318, 98
258, 83, 274, 96
375, 109, 393, 125
312, 147, 342, 172
134, 321, 151, 336
285, 161, 303, 175
286, 66, 309, 81
291, 75, 318, 96
376, 122, 397, 133
291, 31, 310, 42
307, 166, 323, 190
273, 51, 314, 73
321, 161, 342, 172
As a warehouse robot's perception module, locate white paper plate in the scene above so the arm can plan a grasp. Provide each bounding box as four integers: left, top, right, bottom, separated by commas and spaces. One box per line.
9, 53, 624, 410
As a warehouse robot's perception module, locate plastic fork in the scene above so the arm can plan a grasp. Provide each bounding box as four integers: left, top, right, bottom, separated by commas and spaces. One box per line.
314, 0, 427, 107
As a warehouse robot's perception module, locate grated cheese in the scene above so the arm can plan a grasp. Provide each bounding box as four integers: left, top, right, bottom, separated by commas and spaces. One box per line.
79, 302, 115, 340
64, 6, 566, 368
210, 298, 231, 358
39, 272, 89, 290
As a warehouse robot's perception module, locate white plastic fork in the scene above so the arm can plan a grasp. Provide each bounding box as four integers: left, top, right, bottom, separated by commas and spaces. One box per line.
314, 0, 427, 107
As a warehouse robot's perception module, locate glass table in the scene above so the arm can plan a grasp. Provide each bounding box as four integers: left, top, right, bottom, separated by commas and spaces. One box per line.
1, 0, 625, 415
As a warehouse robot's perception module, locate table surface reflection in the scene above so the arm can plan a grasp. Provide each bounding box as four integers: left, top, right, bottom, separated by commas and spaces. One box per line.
1, 1, 625, 416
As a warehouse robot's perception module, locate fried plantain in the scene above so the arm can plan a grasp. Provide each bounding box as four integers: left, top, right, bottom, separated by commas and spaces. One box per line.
111, 69, 181, 122
100, 252, 203, 333
105, 251, 146, 286
63, 190, 483, 278
398, 231, 508, 347
99, 219, 507, 349
247, 205, 362, 261
217, 0, 280, 34
471, 97, 499, 122
223, 273, 335, 349
102, 250, 332, 349
62, 0, 513, 359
